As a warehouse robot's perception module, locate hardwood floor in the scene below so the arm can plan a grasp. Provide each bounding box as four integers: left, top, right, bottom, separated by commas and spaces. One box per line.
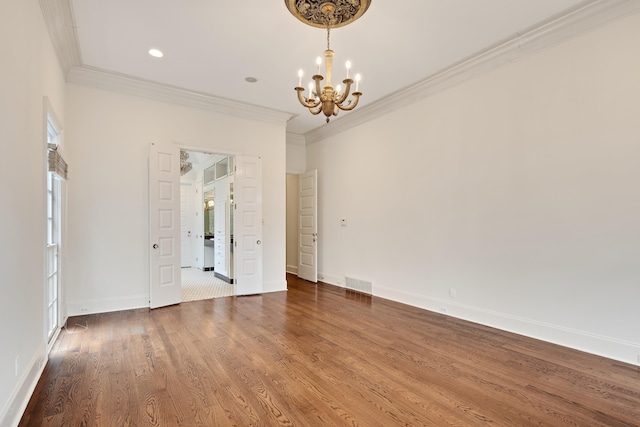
20, 274, 640, 426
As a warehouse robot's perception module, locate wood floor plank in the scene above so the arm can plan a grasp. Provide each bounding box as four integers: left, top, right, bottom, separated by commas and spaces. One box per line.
19, 274, 640, 426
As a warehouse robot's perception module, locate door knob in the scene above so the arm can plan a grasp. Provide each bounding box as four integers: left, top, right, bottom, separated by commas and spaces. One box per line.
152, 244, 158, 249
256, 240, 262, 245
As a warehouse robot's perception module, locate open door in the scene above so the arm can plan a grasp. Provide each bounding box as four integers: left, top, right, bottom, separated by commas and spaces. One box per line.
234, 155, 263, 295
298, 170, 318, 282
149, 142, 181, 309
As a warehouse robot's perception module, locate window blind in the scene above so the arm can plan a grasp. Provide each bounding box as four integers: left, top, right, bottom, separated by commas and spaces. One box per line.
47, 143, 68, 180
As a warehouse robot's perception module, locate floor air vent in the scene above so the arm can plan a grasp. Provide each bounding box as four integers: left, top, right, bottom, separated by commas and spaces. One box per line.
345, 276, 373, 295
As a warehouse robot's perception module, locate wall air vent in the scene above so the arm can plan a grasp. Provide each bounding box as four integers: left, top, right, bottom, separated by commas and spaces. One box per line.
345, 276, 373, 295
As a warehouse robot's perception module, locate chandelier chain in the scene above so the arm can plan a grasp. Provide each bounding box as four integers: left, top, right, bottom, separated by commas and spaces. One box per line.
327, 25, 331, 50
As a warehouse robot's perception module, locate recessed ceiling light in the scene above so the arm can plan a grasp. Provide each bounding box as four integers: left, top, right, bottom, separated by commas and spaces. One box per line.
245, 77, 258, 83
148, 49, 164, 58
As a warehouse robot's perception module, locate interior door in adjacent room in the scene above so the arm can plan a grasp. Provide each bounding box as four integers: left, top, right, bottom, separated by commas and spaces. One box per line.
149, 142, 181, 309
298, 170, 318, 282
234, 155, 263, 295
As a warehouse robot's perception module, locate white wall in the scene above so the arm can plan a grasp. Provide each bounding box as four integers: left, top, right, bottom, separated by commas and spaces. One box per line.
307, 13, 640, 365
0, 1, 66, 425
286, 133, 306, 174
64, 84, 287, 315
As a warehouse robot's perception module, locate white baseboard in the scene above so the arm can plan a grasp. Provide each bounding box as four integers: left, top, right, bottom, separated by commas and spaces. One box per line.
317, 271, 640, 366
67, 294, 149, 316
286, 264, 298, 275
316, 272, 343, 286
262, 279, 287, 294
377, 284, 640, 367
67, 282, 288, 316
0, 343, 47, 427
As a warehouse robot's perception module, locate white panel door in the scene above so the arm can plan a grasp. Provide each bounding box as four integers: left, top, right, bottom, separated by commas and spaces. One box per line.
180, 183, 193, 267
149, 142, 181, 309
298, 170, 318, 282
234, 156, 263, 295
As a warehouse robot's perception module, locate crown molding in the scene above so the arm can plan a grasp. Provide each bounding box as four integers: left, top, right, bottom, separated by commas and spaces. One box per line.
67, 66, 292, 126
39, 0, 81, 74
304, 0, 640, 144
286, 132, 306, 146
39, 0, 290, 126
42, 0, 640, 137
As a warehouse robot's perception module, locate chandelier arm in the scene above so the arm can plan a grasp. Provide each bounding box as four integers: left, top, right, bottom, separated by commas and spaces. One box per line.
313, 76, 324, 103
335, 78, 353, 105
336, 92, 362, 111
310, 104, 323, 115
295, 87, 321, 108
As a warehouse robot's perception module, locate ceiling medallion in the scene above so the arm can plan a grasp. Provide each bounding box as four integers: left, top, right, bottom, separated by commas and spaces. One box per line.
287, 0, 370, 123
284, 0, 371, 29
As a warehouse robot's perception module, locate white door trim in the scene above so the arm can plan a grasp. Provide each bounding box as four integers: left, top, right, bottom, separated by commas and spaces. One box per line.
180, 182, 194, 267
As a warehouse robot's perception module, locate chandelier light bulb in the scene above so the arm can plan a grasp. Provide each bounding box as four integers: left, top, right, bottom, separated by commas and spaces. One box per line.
355, 73, 361, 92
298, 69, 303, 87
316, 56, 322, 74
336, 84, 342, 95
346, 60, 351, 79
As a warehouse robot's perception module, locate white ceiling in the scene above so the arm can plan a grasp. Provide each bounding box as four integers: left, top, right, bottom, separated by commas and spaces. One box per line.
69, 0, 588, 135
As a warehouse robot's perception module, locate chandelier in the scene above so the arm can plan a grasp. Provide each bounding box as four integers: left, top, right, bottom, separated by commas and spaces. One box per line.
285, 0, 371, 123
180, 150, 192, 176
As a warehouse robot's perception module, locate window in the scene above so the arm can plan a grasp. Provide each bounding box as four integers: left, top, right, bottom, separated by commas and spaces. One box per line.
46, 173, 59, 341
45, 101, 65, 344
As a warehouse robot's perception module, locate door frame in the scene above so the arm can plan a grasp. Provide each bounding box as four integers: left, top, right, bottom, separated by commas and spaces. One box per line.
180, 181, 194, 267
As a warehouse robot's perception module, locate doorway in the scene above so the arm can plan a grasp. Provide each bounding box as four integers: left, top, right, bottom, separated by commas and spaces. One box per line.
149, 144, 264, 308
179, 150, 235, 301
285, 171, 318, 282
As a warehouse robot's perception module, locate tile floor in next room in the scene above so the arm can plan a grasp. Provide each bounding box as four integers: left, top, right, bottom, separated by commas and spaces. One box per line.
180, 267, 234, 301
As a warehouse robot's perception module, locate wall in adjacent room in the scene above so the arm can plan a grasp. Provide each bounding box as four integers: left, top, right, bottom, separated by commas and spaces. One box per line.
285, 133, 306, 276
306, 13, 640, 364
